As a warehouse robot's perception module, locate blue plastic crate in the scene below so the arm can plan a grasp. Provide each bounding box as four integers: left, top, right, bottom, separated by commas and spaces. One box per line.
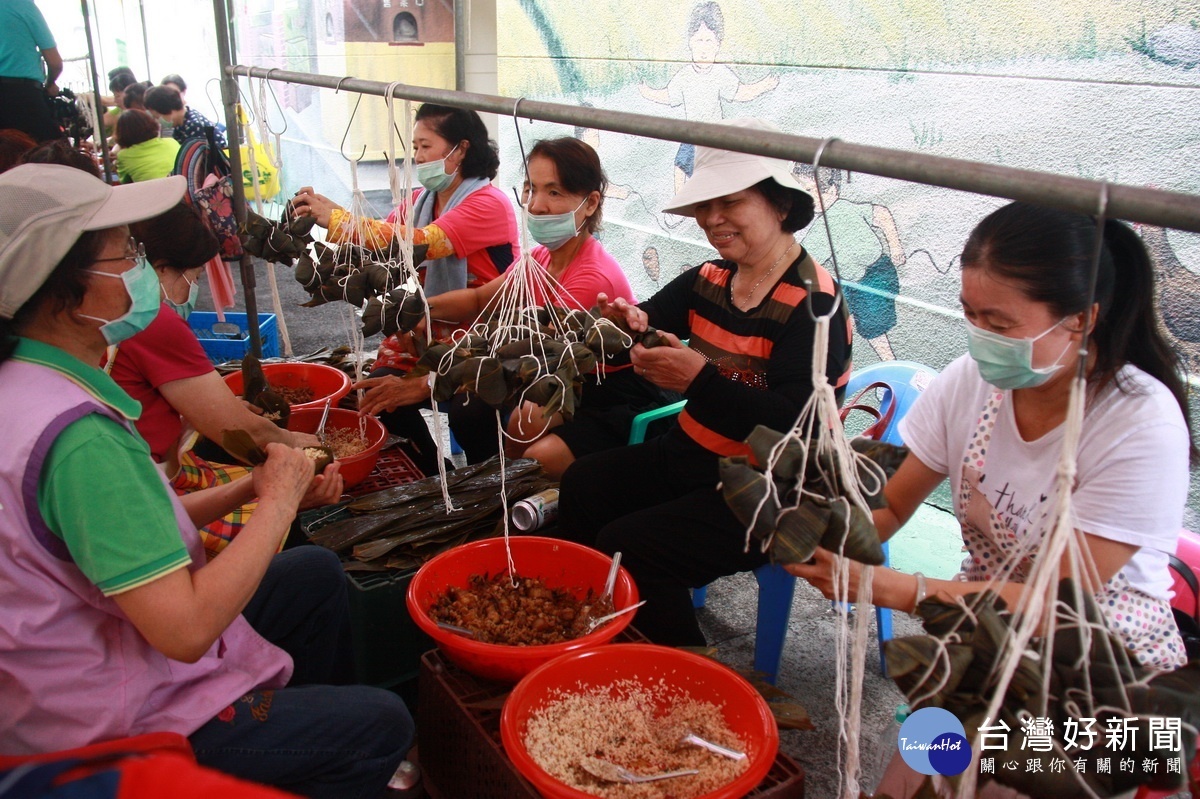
189, 312, 279, 364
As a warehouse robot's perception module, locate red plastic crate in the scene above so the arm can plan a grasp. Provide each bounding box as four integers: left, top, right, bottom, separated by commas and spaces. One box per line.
345, 446, 424, 496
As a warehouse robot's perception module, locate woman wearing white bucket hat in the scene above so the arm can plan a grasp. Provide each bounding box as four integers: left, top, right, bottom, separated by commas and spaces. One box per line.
554, 118, 853, 647
0, 164, 413, 796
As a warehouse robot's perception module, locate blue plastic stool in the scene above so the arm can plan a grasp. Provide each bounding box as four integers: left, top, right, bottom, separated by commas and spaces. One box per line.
630, 361, 937, 682
837, 360, 938, 676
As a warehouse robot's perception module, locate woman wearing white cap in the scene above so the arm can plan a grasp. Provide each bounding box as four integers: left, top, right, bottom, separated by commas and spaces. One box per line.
0, 164, 414, 796
554, 119, 852, 647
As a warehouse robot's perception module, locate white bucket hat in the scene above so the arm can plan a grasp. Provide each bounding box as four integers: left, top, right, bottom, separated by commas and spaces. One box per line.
662, 118, 813, 217
0, 164, 186, 319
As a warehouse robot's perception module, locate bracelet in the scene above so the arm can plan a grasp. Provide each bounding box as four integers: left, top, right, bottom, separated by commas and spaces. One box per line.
910, 571, 927, 614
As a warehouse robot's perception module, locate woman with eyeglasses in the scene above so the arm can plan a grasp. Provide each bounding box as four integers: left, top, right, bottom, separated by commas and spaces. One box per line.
422, 137, 675, 477
0, 165, 413, 796
106, 202, 319, 559
292, 102, 518, 476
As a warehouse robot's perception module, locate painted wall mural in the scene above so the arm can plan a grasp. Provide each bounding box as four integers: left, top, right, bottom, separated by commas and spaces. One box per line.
495, 0, 1200, 518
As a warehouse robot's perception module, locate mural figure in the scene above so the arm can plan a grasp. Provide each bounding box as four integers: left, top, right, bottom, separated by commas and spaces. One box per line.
641, 245, 661, 283
639, 1, 779, 195
795, 165, 905, 361
1141, 225, 1200, 375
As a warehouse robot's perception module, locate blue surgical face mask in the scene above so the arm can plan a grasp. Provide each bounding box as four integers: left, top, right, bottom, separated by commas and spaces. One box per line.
526, 197, 587, 251
415, 143, 460, 193
965, 317, 1073, 390
78, 257, 161, 345
162, 274, 198, 320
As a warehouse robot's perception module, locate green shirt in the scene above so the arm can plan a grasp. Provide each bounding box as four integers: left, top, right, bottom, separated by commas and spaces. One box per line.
116, 137, 180, 183
16, 338, 190, 596
0, 0, 55, 82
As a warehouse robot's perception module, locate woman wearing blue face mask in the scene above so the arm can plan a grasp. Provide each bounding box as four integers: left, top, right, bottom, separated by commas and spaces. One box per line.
789, 201, 1195, 671
292, 103, 518, 477
0, 166, 415, 797
424, 137, 675, 477
108, 202, 319, 559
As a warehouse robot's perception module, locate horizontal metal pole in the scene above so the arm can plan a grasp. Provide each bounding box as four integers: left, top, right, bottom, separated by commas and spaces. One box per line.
230, 65, 1200, 233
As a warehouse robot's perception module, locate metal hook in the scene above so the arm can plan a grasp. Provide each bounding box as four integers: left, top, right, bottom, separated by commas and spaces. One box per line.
804, 136, 845, 323
334, 76, 354, 94
203, 77, 226, 124
259, 69, 288, 136
512, 97, 530, 180
339, 93, 366, 164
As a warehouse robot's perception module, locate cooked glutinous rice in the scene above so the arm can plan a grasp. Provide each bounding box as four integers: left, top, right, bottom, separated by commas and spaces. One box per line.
522, 678, 749, 797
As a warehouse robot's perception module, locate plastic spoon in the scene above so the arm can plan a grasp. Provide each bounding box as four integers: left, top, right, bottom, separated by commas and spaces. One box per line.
578, 756, 698, 784
601, 552, 622, 603
586, 600, 646, 632
680, 733, 747, 760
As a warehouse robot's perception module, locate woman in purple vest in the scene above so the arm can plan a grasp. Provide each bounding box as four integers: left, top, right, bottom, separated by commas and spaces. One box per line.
0, 164, 414, 798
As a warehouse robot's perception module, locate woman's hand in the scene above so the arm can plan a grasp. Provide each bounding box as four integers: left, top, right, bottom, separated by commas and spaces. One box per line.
786, 547, 867, 602
251, 442, 315, 510
291, 187, 343, 228
299, 462, 345, 509
630, 334, 704, 393
789, 547, 924, 611
289, 431, 323, 449
353, 374, 431, 416
595, 292, 649, 333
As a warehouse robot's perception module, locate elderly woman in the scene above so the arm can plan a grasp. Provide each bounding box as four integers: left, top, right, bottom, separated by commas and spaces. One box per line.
109, 201, 316, 559
555, 118, 852, 646
427, 136, 673, 476
790, 202, 1193, 672
0, 165, 413, 797
293, 103, 519, 476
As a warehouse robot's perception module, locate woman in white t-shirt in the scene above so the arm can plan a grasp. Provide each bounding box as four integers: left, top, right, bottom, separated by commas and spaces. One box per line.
790, 201, 1195, 670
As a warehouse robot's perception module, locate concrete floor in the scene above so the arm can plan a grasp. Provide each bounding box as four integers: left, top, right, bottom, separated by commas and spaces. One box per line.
202, 257, 969, 798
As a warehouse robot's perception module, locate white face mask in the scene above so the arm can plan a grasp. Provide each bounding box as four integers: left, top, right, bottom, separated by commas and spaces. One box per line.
965, 317, 1073, 390
525, 197, 587, 251
162, 274, 198, 320
415, 143, 460, 192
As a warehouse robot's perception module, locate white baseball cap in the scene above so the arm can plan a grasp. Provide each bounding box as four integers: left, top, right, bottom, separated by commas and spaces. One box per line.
662, 118, 813, 217
0, 164, 186, 319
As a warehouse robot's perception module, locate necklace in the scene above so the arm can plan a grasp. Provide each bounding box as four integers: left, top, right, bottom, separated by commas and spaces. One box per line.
735, 242, 796, 310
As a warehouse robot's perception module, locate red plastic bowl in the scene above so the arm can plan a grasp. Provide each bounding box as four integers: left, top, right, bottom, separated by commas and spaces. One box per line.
286, 408, 386, 488
223, 362, 352, 412
501, 644, 779, 799
406, 536, 639, 683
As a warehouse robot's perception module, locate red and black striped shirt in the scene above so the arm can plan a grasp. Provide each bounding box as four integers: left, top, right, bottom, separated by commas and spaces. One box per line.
642, 251, 853, 457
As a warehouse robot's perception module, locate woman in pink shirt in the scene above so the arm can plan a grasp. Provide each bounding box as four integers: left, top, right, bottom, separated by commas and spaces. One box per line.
293, 104, 518, 476
427, 137, 675, 477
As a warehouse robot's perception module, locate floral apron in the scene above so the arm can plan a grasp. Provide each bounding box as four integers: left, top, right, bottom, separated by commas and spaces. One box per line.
956, 388, 1185, 670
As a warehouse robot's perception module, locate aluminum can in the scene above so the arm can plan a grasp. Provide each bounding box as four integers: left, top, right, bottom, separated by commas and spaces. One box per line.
511, 488, 560, 531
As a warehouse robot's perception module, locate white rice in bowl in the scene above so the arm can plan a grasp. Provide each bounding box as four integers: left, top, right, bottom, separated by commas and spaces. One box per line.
522, 678, 751, 798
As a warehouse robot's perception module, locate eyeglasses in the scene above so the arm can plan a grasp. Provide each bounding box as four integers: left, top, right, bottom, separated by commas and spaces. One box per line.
93, 237, 146, 265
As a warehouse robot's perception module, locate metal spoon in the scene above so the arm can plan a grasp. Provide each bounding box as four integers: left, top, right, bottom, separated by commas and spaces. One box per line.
316, 397, 333, 445
578, 756, 698, 784
435, 622, 476, 639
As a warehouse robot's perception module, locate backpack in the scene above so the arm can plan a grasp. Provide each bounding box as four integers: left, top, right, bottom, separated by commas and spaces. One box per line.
173, 126, 244, 263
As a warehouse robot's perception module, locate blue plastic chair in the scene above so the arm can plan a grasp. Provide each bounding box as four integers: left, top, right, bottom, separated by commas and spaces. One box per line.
634, 360, 938, 682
